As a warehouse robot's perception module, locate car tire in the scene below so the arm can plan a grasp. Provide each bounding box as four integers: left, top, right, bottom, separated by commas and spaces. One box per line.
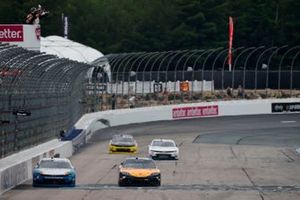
32, 181, 37, 187
118, 180, 125, 187
70, 180, 76, 187
155, 181, 161, 187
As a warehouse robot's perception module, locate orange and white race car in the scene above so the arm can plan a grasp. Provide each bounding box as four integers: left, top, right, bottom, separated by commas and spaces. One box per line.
118, 157, 161, 186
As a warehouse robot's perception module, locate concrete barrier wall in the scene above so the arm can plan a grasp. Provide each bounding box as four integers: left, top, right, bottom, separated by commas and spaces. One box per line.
76, 98, 300, 130
0, 140, 72, 195
1, 98, 299, 195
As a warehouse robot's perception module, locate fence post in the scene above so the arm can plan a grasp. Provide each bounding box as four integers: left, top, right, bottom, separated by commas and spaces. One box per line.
201, 48, 223, 98
265, 46, 287, 95
13, 115, 18, 151
182, 50, 203, 101
114, 53, 131, 108
290, 51, 300, 96
278, 46, 300, 90
211, 48, 228, 92
1, 131, 4, 158
173, 51, 191, 102
190, 50, 210, 101
232, 47, 255, 92
242, 46, 265, 98
221, 47, 245, 91
145, 52, 161, 94
139, 53, 156, 98
126, 53, 148, 107
154, 51, 177, 99
254, 47, 277, 93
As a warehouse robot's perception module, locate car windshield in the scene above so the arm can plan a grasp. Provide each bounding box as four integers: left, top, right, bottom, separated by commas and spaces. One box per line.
123, 159, 156, 169
112, 136, 133, 143
39, 160, 71, 169
152, 141, 175, 147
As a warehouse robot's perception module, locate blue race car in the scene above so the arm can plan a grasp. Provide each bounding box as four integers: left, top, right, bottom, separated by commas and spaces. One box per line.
32, 157, 76, 187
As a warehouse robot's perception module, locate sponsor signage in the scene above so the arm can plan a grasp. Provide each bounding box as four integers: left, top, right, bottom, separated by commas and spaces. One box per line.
0, 24, 40, 51
172, 105, 218, 119
153, 83, 163, 93
272, 102, 300, 113
86, 83, 107, 92
180, 81, 189, 92
0, 25, 24, 42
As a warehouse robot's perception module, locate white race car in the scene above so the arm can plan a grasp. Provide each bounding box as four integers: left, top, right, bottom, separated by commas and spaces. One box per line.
148, 139, 179, 160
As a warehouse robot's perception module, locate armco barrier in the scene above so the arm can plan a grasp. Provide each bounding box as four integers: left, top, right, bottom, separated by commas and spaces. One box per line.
0, 140, 72, 195
1, 98, 300, 195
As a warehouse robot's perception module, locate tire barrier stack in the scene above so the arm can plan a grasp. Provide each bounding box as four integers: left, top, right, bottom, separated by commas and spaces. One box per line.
0, 43, 93, 158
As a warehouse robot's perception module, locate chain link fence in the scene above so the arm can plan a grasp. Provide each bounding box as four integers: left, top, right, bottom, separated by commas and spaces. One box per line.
1, 45, 300, 158
0, 43, 92, 158
90, 46, 300, 110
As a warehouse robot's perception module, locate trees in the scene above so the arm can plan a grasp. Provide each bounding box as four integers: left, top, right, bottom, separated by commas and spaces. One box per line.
0, 0, 299, 53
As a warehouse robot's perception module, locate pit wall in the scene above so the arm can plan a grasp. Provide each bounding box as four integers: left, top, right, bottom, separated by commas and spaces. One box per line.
1, 98, 299, 195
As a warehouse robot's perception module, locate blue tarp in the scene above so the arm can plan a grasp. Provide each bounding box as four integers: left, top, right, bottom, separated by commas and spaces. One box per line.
61, 127, 83, 141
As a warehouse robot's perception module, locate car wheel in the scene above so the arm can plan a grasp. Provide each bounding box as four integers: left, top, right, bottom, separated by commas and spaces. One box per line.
70, 181, 76, 187
118, 180, 125, 187
32, 181, 37, 187
155, 180, 161, 186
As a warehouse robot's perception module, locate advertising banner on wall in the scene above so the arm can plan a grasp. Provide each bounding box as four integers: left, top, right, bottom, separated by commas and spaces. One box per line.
172, 105, 219, 119
271, 102, 300, 113
0, 24, 40, 51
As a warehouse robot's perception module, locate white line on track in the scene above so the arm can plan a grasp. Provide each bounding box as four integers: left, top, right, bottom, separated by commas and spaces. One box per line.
280, 121, 296, 123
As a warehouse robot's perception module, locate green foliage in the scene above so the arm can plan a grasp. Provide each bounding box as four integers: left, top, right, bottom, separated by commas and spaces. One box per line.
0, 0, 299, 53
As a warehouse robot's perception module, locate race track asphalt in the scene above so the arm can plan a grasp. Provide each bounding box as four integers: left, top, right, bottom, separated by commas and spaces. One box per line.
1, 113, 300, 200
